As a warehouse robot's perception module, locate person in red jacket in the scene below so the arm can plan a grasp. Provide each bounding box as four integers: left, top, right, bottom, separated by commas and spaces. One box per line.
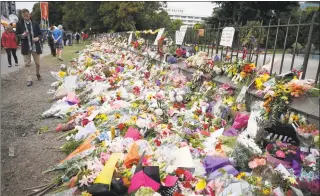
2, 25, 18, 67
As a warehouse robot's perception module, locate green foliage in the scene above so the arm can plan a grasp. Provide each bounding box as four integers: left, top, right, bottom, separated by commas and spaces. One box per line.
240, 21, 266, 46
60, 139, 84, 155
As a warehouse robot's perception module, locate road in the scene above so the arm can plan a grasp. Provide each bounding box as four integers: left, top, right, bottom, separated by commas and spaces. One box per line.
1, 44, 51, 77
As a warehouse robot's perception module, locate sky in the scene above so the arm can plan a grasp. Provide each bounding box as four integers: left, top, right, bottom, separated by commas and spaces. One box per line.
167, 2, 216, 16
15, 1, 216, 17
16, 1, 36, 12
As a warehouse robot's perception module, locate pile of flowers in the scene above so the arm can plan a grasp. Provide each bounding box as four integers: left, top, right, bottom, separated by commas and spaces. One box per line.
34, 35, 320, 196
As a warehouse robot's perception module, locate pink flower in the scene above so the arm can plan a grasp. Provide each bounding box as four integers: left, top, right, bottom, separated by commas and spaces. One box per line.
249, 161, 258, 169
100, 152, 110, 164
257, 158, 266, 166
276, 150, 286, 158
155, 92, 164, 100
180, 142, 188, 147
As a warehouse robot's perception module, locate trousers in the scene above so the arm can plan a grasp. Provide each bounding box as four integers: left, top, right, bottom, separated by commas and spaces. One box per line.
24, 51, 40, 81
5, 48, 18, 66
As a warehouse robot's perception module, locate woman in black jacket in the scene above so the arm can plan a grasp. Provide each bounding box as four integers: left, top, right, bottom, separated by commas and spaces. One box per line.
15, 9, 42, 87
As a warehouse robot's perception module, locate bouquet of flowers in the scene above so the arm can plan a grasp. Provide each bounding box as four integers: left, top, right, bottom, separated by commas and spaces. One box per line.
266, 141, 299, 168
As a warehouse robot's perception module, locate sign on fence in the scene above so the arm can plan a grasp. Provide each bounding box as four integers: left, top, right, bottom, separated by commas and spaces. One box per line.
154, 28, 165, 45
220, 27, 235, 47
128, 32, 132, 45
180, 25, 188, 32
176, 30, 186, 45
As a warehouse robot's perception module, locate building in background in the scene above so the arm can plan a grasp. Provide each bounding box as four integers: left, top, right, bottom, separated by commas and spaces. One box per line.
1, 1, 16, 18
299, 2, 320, 10
164, 7, 208, 27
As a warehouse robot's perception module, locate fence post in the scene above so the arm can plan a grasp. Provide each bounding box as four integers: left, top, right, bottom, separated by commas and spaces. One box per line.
211, 24, 215, 57
301, 12, 317, 79
270, 19, 281, 75
279, 17, 291, 74
291, 14, 302, 70
255, 20, 263, 67
236, 22, 243, 60
263, 19, 272, 65
215, 22, 221, 55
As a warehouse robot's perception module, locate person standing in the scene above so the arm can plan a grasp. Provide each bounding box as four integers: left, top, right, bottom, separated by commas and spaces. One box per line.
1, 25, 18, 67
53, 25, 64, 61
76, 32, 80, 44
47, 25, 56, 57
16, 8, 42, 87
62, 28, 67, 46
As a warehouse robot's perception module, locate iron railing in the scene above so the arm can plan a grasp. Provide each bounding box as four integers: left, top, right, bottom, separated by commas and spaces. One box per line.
101, 12, 320, 83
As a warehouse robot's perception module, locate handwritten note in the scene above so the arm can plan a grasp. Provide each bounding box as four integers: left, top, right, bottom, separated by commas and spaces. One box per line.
175, 30, 186, 45
220, 27, 235, 47
180, 25, 188, 32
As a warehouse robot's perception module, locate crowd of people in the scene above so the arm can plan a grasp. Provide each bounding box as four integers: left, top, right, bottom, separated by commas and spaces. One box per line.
1, 8, 91, 87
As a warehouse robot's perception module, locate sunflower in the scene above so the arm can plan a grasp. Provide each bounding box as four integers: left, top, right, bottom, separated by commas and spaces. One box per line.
131, 116, 138, 122
114, 113, 121, 119
236, 172, 246, 180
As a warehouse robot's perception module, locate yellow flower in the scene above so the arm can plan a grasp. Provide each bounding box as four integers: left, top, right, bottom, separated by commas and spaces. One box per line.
58, 71, 66, 78
81, 191, 92, 196
193, 114, 199, 120
255, 78, 263, 90
281, 96, 288, 101
262, 188, 270, 195
146, 93, 153, 101
131, 116, 137, 122
240, 71, 246, 78
287, 177, 297, 184
117, 91, 121, 97
96, 114, 108, 122
236, 172, 246, 179
114, 113, 121, 119
250, 63, 255, 68
160, 71, 167, 76
131, 103, 138, 108
231, 105, 238, 111
262, 74, 270, 82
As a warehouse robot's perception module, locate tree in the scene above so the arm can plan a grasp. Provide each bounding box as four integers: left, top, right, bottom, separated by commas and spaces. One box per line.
205, 2, 300, 25
167, 19, 183, 35
31, 3, 41, 24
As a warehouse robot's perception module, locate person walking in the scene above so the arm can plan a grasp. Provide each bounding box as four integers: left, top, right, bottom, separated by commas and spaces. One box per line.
47, 25, 56, 57
53, 25, 64, 61
16, 8, 42, 87
1, 25, 18, 67
76, 32, 80, 44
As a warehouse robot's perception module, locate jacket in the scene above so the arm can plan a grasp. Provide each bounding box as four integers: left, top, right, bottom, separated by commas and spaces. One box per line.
16, 20, 42, 55
1, 31, 18, 49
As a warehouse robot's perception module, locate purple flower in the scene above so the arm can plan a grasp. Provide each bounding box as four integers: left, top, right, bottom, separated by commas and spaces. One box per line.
214, 55, 220, 62
167, 56, 177, 64
156, 80, 161, 86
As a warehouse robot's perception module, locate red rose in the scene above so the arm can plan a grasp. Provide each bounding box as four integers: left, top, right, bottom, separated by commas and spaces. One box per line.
175, 168, 185, 176
117, 123, 125, 131
145, 72, 150, 79
182, 181, 192, 188
201, 130, 210, 137
203, 123, 209, 129
82, 119, 89, 126
155, 139, 161, 146
133, 86, 140, 96
173, 192, 184, 196
196, 109, 202, 115
116, 96, 121, 100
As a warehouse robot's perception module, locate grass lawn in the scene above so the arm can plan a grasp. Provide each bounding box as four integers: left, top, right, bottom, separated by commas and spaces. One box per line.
42, 41, 92, 65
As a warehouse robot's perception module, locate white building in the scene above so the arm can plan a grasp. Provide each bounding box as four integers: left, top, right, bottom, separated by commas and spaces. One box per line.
163, 7, 208, 27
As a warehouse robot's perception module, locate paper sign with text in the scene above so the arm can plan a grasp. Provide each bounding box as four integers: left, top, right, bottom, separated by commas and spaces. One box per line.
154, 28, 165, 45
175, 30, 186, 45
220, 27, 235, 47
180, 25, 188, 32
128, 32, 132, 45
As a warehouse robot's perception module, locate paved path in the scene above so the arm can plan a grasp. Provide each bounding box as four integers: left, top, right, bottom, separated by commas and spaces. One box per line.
1, 44, 51, 77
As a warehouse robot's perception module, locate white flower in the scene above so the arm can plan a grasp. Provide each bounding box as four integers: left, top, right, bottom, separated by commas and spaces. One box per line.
155, 108, 163, 116
176, 95, 183, 102
79, 175, 89, 187
136, 118, 146, 129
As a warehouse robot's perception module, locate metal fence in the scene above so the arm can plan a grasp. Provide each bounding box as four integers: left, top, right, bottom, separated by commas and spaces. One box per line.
104, 13, 320, 82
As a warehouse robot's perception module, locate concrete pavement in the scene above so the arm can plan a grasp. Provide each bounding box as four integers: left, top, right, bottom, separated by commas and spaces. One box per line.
1, 44, 51, 77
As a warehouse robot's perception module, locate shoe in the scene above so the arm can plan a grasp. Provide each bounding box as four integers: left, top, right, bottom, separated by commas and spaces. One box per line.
8, 65, 12, 67
27, 81, 33, 87
15, 63, 18, 66
36, 74, 42, 81
58, 58, 64, 61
